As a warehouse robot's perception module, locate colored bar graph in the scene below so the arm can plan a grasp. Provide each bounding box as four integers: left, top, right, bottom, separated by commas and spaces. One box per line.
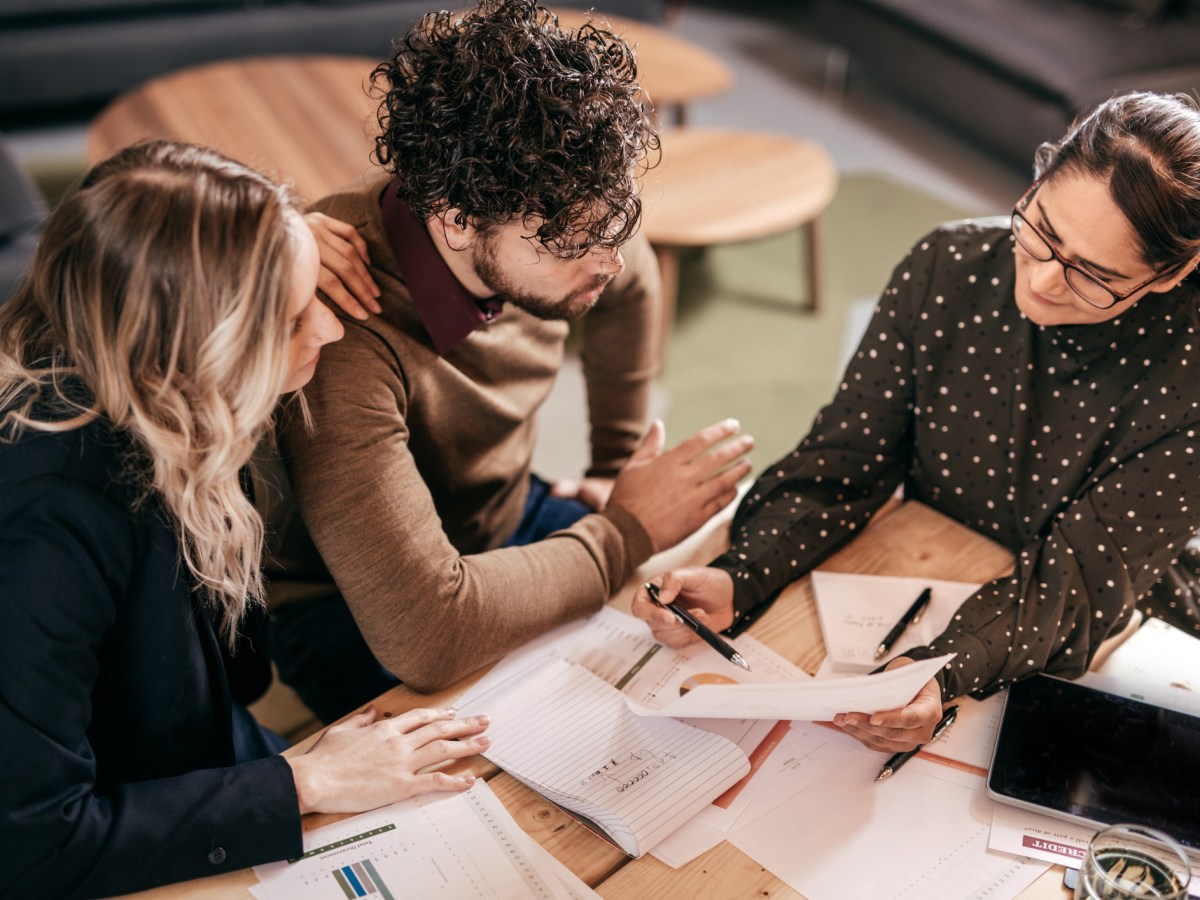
341, 865, 367, 897
361, 859, 396, 900
331, 868, 355, 900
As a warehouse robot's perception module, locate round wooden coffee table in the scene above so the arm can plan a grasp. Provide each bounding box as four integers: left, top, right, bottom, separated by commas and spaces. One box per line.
88, 55, 381, 203
640, 128, 838, 322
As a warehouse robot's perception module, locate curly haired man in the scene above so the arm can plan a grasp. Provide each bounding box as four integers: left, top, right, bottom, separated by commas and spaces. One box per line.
264, 0, 754, 721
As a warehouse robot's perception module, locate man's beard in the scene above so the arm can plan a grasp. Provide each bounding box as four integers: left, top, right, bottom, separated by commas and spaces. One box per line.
472, 237, 611, 322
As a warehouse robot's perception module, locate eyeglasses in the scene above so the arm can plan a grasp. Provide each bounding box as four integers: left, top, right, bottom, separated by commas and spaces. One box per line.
1011, 184, 1179, 310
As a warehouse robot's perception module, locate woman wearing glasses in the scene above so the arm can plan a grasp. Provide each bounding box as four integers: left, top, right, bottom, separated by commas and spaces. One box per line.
0, 141, 489, 898
632, 91, 1200, 752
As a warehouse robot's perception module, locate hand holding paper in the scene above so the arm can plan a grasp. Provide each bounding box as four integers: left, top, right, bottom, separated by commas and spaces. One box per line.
833, 656, 947, 753
626, 653, 954, 720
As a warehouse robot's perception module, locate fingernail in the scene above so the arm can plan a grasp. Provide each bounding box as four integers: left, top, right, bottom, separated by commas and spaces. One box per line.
462, 773, 476, 785
833, 715, 844, 726
725, 418, 739, 429
445, 708, 457, 717
475, 715, 490, 726
475, 735, 490, 747
869, 716, 883, 726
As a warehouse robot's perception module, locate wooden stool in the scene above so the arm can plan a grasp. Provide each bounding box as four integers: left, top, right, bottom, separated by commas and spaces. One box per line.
640, 128, 839, 338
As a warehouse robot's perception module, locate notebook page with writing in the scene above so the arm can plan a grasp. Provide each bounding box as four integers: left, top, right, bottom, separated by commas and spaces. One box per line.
459, 657, 750, 858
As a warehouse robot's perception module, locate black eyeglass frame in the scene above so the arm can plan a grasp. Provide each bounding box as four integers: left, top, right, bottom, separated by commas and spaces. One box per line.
1011, 181, 1181, 310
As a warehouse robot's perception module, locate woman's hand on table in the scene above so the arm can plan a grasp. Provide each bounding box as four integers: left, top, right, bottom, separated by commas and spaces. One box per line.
632, 566, 736, 647
304, 211, 381, 320
286, 706, 490, 814
832, 657, 944, 753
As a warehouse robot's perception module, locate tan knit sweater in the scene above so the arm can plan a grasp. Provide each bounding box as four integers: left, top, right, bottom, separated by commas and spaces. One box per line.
268, 171, 660, 692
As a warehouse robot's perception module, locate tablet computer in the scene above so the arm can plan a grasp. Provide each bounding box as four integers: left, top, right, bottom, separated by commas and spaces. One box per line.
986, 673, 1200, 851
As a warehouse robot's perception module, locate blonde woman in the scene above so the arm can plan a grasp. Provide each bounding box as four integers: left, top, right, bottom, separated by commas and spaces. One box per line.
0, 141, 489, 898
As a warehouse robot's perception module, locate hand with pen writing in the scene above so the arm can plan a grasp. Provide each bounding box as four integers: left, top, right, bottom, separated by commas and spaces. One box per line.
832, 657, 945, 753
631, 566, 736, 646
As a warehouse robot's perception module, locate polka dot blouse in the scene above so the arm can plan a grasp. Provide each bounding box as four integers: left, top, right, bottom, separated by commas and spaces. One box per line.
712, 221, 1200, 700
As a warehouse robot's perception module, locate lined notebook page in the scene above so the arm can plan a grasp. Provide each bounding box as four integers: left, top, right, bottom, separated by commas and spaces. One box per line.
462, 657, 750, 857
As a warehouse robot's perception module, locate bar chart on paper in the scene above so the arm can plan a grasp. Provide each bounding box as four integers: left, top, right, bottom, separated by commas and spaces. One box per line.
251, 782, 575, 899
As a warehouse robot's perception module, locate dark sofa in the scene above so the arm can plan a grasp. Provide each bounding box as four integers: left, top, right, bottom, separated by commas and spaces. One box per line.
791, 0, 1200, 168
0, 0, 664, 124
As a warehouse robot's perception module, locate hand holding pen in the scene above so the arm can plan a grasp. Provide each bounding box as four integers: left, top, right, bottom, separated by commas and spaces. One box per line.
874, 704, 959, 782
874, 586, 932, 661
644, 582, 751, 671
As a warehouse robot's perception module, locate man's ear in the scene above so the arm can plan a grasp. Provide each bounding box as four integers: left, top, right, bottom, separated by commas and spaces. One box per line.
431, 207, 477, 252
1151, 251, 1200, 294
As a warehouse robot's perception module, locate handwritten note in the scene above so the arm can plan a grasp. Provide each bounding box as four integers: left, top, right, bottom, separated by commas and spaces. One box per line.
811, 571, 980, 672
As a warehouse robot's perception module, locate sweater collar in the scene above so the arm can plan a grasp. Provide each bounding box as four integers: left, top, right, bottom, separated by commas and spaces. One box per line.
379, 180, 503, 356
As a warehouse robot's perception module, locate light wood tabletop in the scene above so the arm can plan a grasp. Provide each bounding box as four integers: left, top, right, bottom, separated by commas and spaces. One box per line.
113, 500, 1071, 900
553, 9, 732, 125
86, 10, 731, 200
87, 55, 382, 204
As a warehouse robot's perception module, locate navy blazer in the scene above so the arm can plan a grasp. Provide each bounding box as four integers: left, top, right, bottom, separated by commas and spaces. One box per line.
0, 416, 302, 898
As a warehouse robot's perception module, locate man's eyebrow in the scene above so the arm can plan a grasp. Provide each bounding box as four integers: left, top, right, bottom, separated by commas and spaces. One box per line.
1035, 199, 1131, 280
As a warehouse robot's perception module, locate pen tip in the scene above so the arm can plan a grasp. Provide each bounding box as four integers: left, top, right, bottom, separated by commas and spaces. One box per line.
874, 768, 891, 783
733, 654, 751, 671
873, 646, 886, 661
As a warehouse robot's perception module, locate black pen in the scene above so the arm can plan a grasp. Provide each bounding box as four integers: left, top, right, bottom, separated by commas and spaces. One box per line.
874, 704, 959, 783
644, 582, 751, 671
873, 586, 932, 661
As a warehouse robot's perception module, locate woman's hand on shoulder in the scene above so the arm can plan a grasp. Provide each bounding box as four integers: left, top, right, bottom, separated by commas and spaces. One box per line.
304, 212, 381, 321
832, 657, 944, 753
286, 705, 489, 814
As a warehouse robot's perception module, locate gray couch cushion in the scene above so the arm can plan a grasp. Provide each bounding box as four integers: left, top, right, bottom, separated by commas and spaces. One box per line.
821, 0, 1200, 106
0, 0, 250, 25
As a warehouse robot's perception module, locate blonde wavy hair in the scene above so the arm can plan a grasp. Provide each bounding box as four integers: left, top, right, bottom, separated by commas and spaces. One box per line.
0, 140, 304, 644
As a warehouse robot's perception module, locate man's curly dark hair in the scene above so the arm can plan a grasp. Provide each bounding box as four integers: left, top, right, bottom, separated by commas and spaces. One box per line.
371, 0, 659, 257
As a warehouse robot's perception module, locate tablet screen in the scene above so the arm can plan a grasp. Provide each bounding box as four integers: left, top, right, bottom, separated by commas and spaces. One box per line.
987, 674, 1200, 850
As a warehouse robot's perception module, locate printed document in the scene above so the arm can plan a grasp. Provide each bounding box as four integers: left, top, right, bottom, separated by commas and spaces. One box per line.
728, 723, 1048, 900
625, 652, 954, 720
250, 780, 592, 899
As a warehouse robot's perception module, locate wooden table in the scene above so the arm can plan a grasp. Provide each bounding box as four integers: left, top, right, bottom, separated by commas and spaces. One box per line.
114, 501, 1070, 900
86, 12, 731, 199
640, 128, 838, 329
88, 55, 381, 203
553, 9, 732, 126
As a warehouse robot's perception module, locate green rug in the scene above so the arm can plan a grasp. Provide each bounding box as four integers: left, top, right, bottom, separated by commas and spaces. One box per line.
661, 171, 985, 470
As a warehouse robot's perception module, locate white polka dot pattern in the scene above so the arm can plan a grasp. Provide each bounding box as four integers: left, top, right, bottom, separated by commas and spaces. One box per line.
712, 222, 1200, 699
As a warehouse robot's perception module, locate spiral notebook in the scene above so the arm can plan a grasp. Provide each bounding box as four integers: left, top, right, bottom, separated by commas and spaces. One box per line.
456, 656, 751, 858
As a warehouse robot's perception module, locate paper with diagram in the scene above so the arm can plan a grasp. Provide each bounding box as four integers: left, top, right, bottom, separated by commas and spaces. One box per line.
250, 779, 590, 899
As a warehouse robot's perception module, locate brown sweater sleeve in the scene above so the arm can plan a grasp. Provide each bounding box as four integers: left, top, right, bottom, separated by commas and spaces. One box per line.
280, 323, 653, 693
580, 232, 662, 477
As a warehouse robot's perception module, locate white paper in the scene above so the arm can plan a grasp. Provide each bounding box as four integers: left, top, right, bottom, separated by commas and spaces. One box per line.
1076, 617, 1200, 716
729, 723, 1049, 900
251, 780, 576, 899
626, 653, 954, 720
811, 571, 981, 672
457, 657, 750, 858
454, 605, 808, 865
922, 693, 1005, 771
